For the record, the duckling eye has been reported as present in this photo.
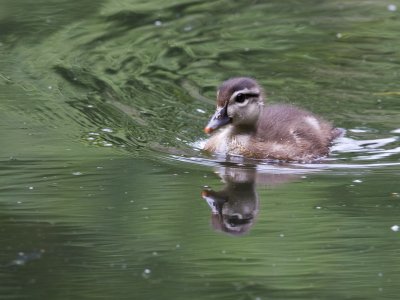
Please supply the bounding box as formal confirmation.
[235,93,246,103]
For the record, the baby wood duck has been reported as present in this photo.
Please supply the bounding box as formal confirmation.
[204,77,342,162]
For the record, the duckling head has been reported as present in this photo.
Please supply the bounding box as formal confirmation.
[204,77,265,134]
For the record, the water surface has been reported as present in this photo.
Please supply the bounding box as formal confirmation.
[1,0,400,299]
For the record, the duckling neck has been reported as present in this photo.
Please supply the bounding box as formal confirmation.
[230,123,257,135]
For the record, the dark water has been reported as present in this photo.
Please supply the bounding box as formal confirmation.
[1,0,400,299]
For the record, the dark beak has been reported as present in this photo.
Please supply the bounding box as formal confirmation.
[204,105,231,134]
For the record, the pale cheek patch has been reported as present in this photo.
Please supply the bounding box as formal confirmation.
[305,116,321,131]
[247,104,260,121]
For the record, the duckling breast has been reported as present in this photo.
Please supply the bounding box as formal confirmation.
[204,126,232,154]
[204,126,253,156]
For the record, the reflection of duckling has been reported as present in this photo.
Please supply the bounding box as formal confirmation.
[204,77,343,162]
[201,167,259,235]
[201,165,304,235]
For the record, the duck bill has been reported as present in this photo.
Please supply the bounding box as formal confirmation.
[204,106,231,134]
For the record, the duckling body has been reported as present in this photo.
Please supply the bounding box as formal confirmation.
[204,77,342,162]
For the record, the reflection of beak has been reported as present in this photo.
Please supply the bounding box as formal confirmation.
[201,189,219,214]
[204,105,231,134]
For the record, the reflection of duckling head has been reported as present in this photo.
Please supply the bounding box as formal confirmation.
[201,164,305,235]
[202,178,259,236]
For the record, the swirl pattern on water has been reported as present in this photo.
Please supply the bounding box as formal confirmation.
[2,0,400,165]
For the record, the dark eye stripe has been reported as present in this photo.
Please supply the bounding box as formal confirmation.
[244,93,259,98]
[235,93,259,103]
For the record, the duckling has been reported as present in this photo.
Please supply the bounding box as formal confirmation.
[204,77,342,162]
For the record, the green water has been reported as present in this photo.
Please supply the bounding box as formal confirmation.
[1,0,400,299]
